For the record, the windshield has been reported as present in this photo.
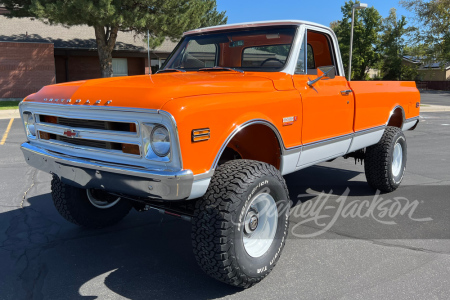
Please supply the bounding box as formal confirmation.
[161,26,297,72]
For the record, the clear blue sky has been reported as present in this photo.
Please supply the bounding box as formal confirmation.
[216,0,413,27]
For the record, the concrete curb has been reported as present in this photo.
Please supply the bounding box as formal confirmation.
[0,109,20,120]
[420,105,450,112]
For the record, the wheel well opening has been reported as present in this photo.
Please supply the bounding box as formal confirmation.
[387,107,404,128]
[217,124,282,169]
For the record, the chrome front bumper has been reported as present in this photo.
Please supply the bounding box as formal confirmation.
[21,142,194,200]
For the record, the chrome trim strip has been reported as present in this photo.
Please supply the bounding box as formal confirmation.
[36,138,143,159]
[405,116,419,122]
[302,133,353,151]
[20,101,160,114]
[347,127,385,153]
[36,123,139,141]
[386,105,406,127]
[284,145,303,155]
[194,170,215,181]
[36,114,140,137]
[354,125,386,137]
[211,119,288,170]
[402,116,420,131]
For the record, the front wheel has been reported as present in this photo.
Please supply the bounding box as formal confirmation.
[192,160,291,288]
[51,176,132,228]
[364,126,407,193]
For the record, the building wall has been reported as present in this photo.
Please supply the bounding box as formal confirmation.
[55,56,146,83]
[0,42,55,98]
[418,69,447,81]
[67,56,102,82]
[127,57,145,76]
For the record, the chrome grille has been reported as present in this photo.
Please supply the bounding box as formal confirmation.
[56,135,110,149]
[35,113,140,157]
[20,102,182,171]
[57,117,107,130]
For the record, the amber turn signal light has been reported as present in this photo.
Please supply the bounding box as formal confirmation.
[192,128,210,142]
[122,143,140,155]
[39,131,50,140]
[41,115,57,124]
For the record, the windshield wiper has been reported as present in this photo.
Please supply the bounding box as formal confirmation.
[156,68,186,74]
[198,67,244,74]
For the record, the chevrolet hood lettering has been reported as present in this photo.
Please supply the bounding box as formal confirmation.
[25,73,276,110]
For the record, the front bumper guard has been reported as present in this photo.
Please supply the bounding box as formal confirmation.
[21,142,194,200]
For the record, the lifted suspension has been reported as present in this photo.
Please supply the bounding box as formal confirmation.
[344,149,366,165]
[110,193,195,222]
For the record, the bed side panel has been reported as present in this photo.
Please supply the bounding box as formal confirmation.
[349,81,420,132]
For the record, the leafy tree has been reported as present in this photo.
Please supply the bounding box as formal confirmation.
[333,0,382,80]
[379,8,413,80]
[1,0,227,77]
[400,0,450,67]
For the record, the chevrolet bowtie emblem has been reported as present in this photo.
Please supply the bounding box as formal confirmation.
[63,129,78,138]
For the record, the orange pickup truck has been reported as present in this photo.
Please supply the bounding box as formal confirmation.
[19,20,420,288]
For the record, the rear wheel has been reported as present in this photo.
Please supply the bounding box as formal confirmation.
[364,126,407,192]
[192,160,291,288]
[51,176,132,228]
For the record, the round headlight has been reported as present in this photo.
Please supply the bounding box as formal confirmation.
[24,112,36,136]
[150,126,170,157]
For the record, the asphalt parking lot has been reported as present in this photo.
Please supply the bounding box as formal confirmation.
[0,92,449,300]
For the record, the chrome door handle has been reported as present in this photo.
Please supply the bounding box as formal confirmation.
[341,90,353,96]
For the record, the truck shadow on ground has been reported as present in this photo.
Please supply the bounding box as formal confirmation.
[1,165,369,300]
[284,164,374,206]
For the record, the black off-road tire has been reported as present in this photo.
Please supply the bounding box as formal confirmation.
[192,160,291,288]
[364,126,407,193]
[51,176,132,228]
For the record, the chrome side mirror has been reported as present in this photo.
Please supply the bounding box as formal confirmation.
[307,66,336,87]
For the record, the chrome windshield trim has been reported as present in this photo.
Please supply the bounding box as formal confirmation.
[183,20,331,36]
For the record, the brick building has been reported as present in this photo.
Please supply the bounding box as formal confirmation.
[0,12,176,98]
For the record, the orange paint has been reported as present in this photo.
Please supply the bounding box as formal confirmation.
[23,67,419,176]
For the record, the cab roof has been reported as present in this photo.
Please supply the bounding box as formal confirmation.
[183,20,331,36]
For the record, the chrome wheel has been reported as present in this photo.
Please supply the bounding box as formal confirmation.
[243,193,278,258]
[86,189,121,209]
[391,142,403,177]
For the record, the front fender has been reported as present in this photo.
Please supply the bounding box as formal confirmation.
[161,90,302,175]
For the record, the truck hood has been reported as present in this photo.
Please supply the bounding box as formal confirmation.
[24,73,276,109]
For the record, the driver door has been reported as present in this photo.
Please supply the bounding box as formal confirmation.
[293,29,355,167]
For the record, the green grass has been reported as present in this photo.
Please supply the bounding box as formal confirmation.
[0,100,21,110]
